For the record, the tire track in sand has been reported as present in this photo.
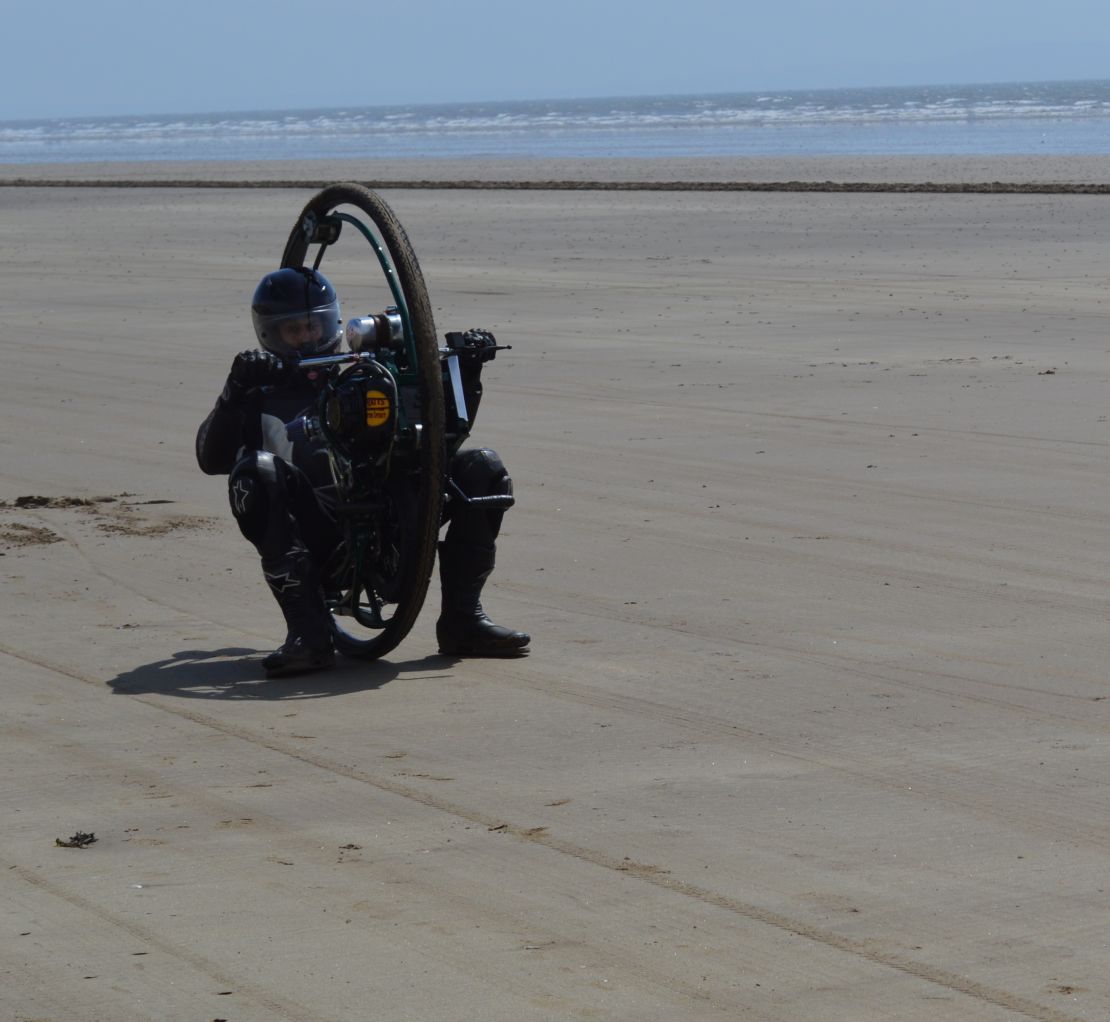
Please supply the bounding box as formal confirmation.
[0,639,1091,1022]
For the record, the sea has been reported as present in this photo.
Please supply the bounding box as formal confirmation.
[2,80,1108,164]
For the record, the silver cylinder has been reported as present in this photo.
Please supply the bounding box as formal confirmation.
[345,308,404,352]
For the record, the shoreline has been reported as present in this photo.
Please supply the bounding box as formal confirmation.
[3,154,1110,187]
[3,178,1110,193]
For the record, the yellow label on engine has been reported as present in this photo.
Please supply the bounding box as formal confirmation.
[365,390,391,427]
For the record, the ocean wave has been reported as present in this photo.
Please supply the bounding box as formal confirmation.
[2,80,1108,160]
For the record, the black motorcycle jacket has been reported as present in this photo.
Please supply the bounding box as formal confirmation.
[195,370,332,487]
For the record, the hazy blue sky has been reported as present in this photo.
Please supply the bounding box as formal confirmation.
[4,0,1107,120]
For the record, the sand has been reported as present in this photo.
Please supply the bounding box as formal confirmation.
[4,153,1110,184]
[3,159,1110,1021]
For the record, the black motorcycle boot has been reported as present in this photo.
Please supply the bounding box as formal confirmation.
[436,543,530,657]
[260,549,336,676]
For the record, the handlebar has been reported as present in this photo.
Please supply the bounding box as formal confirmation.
[294,351,371,369]
[438,344,513,357]
[292,345,510,372]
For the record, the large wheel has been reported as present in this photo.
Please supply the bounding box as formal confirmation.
[282,183,445,660]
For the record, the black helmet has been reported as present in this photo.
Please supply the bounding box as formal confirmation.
[251,267,342,359]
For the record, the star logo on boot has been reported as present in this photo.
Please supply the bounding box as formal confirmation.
[264,570,302,594]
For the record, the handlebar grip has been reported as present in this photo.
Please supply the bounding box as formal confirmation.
[285,415,324,443]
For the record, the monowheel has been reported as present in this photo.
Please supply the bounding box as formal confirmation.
[282,183,445,660]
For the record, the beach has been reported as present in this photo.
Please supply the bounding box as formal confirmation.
[4,153,1110,183]
[3,159,1110,1021]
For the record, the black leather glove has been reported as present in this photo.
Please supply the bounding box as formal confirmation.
[229,349,287,389]
[445,329,500,364]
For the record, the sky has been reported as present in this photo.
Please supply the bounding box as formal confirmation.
[3,0,1108,120]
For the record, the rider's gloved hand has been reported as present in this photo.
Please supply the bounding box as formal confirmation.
[447,329,500,364]
[228,349,287,390]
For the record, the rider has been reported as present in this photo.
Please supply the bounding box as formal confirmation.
[195,266,530,675]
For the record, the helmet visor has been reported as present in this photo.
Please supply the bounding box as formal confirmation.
[253,301,341,358]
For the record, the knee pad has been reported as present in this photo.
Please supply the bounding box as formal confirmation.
[228,451,283,544]
[444,448,513,546]
[450,447,512,500]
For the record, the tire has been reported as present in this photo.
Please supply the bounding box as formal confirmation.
[282,184,444,660]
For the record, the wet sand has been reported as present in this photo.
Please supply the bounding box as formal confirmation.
[3,160,1110,1021]
[4,153,1110,184]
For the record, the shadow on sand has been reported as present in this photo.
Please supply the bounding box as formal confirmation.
[106,646,458,701]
